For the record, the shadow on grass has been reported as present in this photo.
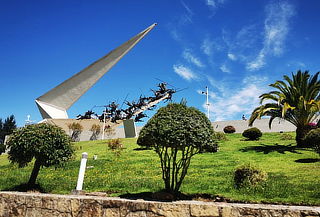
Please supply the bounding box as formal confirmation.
[119,191,232,202]
[240,143,302,154]
[295,158,320,163]
[3,183,47,193]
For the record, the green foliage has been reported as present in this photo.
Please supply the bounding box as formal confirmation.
[0,115,16,154]
[90,124,101,141]
[213,131,227,141]
[107,138,123,157]
[107,138,123,150]
[249,70,320,147]
[223,125,236,133]
[280,133,294,140]
[137,103,216,195]
[0,134,320,205]
[242,127,262,140]
[304,128,320,156]
[0,143,5,155]
[67,122,83,142]
[234,164,267,188]
[6,123,74,186]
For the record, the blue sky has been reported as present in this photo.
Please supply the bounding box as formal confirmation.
[1,0,320,126]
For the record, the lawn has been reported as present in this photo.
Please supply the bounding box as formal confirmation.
[0,132,319,205]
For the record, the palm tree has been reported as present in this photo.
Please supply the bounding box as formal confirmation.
[249,70,320,147]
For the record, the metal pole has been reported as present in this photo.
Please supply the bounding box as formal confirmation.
[206,86,210,119]
[102,107,106,140]
[76,152,88,191]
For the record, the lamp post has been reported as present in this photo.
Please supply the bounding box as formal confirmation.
[202,86,210,119]
[102,107,107,140]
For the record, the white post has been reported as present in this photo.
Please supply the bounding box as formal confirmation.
[102,107,106,140]
[206,86,210,119]
[76,152,88,191]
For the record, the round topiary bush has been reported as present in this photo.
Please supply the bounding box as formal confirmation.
[223,125,236,133]
[137,102,217,195]
[242,127,262,140]
[234,164,267,188]
[6,123,74,186]
[304,128,320,156]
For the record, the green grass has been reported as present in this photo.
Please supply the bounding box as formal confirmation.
[0,133,319,205]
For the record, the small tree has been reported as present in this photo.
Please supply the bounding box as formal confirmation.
[67,122,83,142]
[6,123,74,186]
[137,103,216,195]
[0,115,17,155]
[90,124,101,140]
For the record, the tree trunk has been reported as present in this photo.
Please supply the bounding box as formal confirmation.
[296,125,312,147]
[28,159,41,186]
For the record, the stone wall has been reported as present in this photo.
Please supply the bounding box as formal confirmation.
[0,192,319,217]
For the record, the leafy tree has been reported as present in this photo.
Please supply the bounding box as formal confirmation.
[6,123,74,186]
[137,103,216,195]
[249,70,320,147]
[0,115,16,154]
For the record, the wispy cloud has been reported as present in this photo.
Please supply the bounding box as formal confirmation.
[203,76,269,121]
[205,0,227,9]
[220,64,231,73]
[227,53,237,61]
[247,1,295,71]
[173,64,198,81]
[182,49,205,68]
[201,38,214,56]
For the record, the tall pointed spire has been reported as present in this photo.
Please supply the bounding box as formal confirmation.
[36,23,157,119]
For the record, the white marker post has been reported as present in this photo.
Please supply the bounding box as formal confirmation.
[76,152,88,191]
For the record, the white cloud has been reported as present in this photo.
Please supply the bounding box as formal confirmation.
[201,38,214,56]
[247,1,295,71]
[181,0,193,16]
[206,0,216,8]
[227,53,237,61]
[220,64,231,73]
[205,0,226,8]
[204,76,269,121]
[173,64,198,81]
[182,49,205,68]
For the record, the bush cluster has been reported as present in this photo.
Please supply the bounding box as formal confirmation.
[304,128,320,156]
[213,131,227,141]
[242,127,262,140]
[223,125,236,134]
[107,138,123,150]
[234,164,267,188]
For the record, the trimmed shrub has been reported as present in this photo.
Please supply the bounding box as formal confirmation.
[234,164,267,188]
[223,125,236,133]
[137,102,216,195]
[242,127,262,140]
[304,128,320,156]
[6,123,74,186]
[213,131,227,141]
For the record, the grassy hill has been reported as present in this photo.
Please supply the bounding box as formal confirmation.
[0,132,319,205]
